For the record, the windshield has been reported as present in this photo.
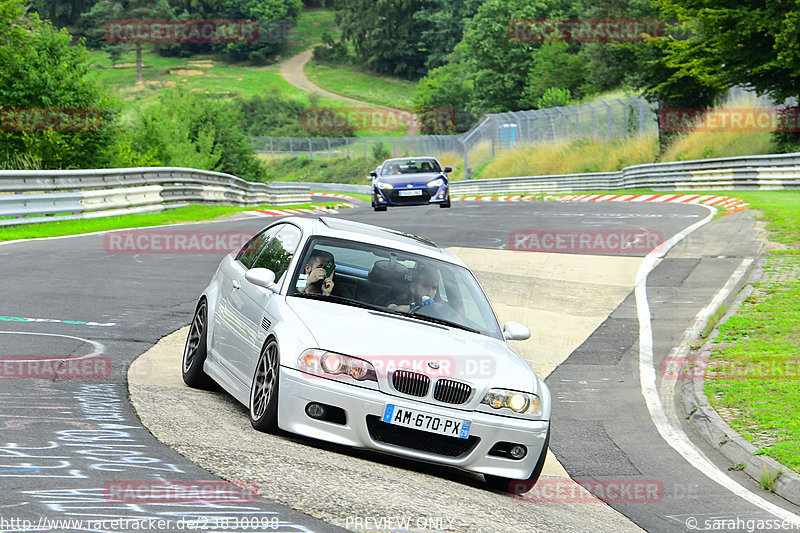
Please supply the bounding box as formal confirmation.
[289,236,503,339]
[381,159,442,175]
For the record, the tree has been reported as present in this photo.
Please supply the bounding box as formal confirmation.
[125,89,267,181]
[654,0,800,103]
[460,0,571,113]
[335,0,428,79]
[412,0,484,71]
[413,46,475,133]
[0,0,119,169]
[81,0,175,81]
[520,42,585,109]
[31,0,100,29]
[212,0,302,63]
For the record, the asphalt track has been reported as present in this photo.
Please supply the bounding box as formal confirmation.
[1,200,798,532]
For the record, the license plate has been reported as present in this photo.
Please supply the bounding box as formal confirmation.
[382,404,471,439]
[398,189,423,197]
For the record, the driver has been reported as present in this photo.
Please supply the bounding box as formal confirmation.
[387,266,438,312]
[297,250,335,296]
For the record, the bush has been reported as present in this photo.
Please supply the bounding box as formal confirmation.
[125,89,267,181]
[536,88,571,109]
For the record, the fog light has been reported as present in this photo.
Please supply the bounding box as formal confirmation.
[306,403,326,419]
[509,445,527,460]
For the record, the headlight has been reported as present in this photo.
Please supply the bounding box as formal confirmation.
[481,389,541,416]
[426,178,444,188]
[376,182,394,190]
[298,349,377,384]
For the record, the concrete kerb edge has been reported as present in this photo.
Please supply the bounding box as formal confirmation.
[681,256,800,507]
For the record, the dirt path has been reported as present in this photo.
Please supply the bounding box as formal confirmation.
[279,49,415,135]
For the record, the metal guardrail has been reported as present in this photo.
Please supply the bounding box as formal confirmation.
[448,152,800,195]
[0,167,311,226]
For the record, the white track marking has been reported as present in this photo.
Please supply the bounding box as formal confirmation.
[0,331,105,356]
[635,206,800,523]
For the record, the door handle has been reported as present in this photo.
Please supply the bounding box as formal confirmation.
[232,280,241,290]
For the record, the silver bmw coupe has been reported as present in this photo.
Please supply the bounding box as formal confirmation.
[182,216,551,493]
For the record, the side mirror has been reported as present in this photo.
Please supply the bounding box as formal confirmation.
[502,321,530,341]
[444,167,452,173]
[370,170,378,178]
[245,268,279,293]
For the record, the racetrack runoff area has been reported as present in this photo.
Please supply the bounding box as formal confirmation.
[128,246,648,532]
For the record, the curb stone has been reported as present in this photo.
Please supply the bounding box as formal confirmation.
[682,256,800,507]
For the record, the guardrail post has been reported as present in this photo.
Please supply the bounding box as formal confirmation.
[601,100,612,139]
[490,115,497,158]
[346,138,350,159]
[327,138,332,159]
[308,138,313,160]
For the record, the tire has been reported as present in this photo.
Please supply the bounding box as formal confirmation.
[249,338,280,433]
[485,427,550,494]
[439,195,451,208]
[374,205,387,212]
[182,299,215,389]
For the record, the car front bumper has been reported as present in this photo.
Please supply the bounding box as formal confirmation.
[374,185,449,206]
[279,366,549,480]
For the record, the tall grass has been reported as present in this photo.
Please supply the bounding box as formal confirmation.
[660,94,778,161]
[477,135,659,179]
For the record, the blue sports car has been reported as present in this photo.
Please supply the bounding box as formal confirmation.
[369,157,451,212]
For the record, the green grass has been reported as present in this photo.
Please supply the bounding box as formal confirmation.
[262,155,382,184]
[698,190,800,474]
[0,203,336,242]
[722,191,800,250]
[287,9,340,55]
[91,50,322,113]
[304,60,418,110]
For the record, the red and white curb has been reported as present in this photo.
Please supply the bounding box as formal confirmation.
[453,195,538,202]
[557,194,748,215]
[243,207,341,218]
[311,192,362,203]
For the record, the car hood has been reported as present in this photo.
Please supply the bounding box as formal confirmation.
[376,173,446,186]
[286,296,539,392]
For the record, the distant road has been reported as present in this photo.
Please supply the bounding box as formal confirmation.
[279,48,416,135]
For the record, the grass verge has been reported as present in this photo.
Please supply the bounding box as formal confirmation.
[0,203,336,242]
[304,59,418,110]
[701,190,800,474]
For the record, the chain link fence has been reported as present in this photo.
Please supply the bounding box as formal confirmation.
[251,97,657,178]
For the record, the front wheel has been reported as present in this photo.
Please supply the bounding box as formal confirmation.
[485,427,549,494]
[249,339,280,433]
[439,195,451,208]
[182,299,214,389]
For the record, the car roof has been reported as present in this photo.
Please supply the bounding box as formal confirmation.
[382,157,439,165]
[276,216,465,266]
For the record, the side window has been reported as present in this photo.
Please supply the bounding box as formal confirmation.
[237,225,281,269]
[253,225,302,281]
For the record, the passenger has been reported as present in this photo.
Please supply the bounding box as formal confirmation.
[298,250,335,296]
[388,266,438,312]
[420,161,432,172]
